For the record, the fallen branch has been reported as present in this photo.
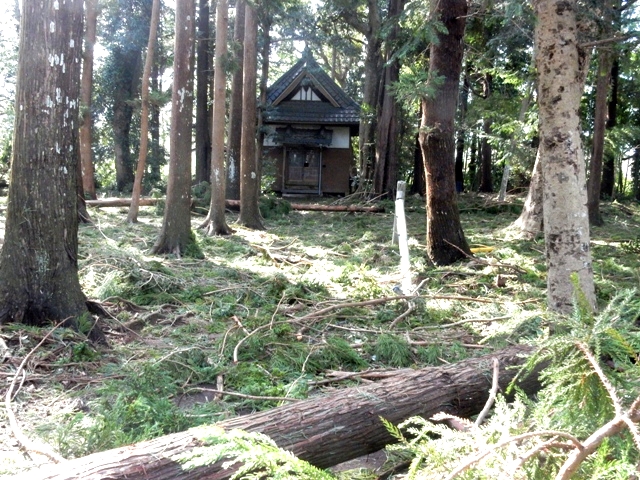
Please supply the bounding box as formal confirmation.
[5,321,67,464]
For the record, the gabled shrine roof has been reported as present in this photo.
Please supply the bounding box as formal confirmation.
[264,50,360,128]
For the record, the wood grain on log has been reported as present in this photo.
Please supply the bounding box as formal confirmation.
[25,345,537,480]
[86,198,383,213]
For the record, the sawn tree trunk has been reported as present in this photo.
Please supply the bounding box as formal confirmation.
[28,346,539,480]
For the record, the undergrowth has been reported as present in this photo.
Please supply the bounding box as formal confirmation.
[1,196,639,478]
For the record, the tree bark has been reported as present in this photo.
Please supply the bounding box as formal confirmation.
[25,346,539,480]
[372,0,405,199]
[225,0,245,201]
[201,0,233,236]
[152,0,197,256]
[419,0,471,265]
[454,67,470,193]
[535,0,596,313]
[195,0,212,186]
[111,47,143,192]
[237,3,264,230]
[127,0,161,223]
[0,0,87,325]
[356,1,382,191]
[79,0,98,200]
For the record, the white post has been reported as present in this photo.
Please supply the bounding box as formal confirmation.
[394,181,412,294]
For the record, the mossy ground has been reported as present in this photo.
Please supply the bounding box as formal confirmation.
[0,194,639,477]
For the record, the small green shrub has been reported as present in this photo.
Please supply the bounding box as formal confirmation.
[374,334,413,367]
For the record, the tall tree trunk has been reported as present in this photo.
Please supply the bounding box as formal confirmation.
[478,74,493,193]
[586,48,613,226]
[468,133,478,191]
[255,13,271,191]
[128,0,161,223]
[535,0,596,313]
[419,0,471,265]
[226,0,245,201]
[0,0,87,325]
[202,0,232,235]
[455,68,470,193]
[478,118,493,192]
[112,47,142,192]
[195,0,212,185]
[238,2,264,230]
[152,0,197,256]
[79,0,98,200]
[373,0,405,199]
[149,56,162,184]
[601,58,618,198]
[357,1,382,191]
[409,134,425,195]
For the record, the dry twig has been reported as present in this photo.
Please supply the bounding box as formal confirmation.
[444,430,584,480]
[475,357,500,427]
[5,321,67,464]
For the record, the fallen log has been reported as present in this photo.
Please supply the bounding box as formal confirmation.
[85,198,160,208]
[85,198,385,213]
[25,345,538,480]
[224,199,385,213]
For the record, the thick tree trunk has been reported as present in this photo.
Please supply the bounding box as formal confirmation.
[79,0,98,200]
[152,0,196,256]
[194,0,212,186]
[226,0,245,201]
[419,0,471,265]
[357,1,382,190]
[373,0,404,199]
[111,47,142,192]
[237,3,264,230]
[127,0,161,224]
[535,0,596,313]
[202,0,233,235]
[0,0,87,324]
[26,346,538,480]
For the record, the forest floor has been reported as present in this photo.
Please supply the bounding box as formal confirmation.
[0,192,639,478]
